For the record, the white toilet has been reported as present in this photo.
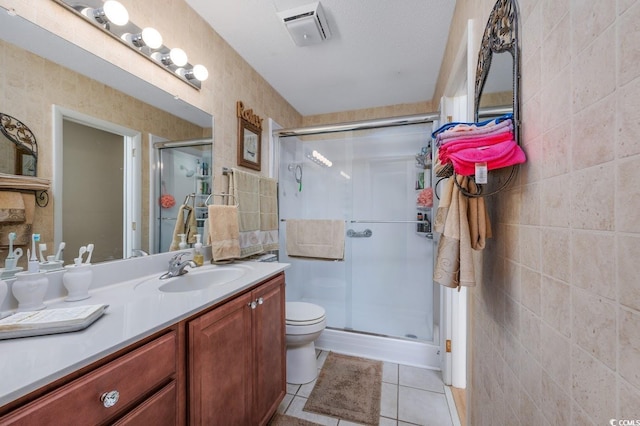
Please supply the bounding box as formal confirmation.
[285,301,326,384]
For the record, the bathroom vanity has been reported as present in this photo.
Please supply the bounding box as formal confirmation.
[0,256,288,425]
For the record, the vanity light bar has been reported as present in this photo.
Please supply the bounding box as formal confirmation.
[51,0,208,90]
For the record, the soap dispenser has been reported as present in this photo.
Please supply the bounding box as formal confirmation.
[178,233,188,250]
[193,234,204,266]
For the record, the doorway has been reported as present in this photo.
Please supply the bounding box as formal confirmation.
[52,106,141,262]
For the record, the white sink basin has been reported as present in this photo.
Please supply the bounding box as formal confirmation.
[135,266,248,293]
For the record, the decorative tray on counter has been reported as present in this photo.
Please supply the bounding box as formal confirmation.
[0,304,108,340]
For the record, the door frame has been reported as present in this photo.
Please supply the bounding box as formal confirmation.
[438,19,476,389]
[52,105,142,259]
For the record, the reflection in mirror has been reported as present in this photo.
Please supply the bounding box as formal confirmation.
[474,0,520,144]
[0,113,37,176]
[0,11,213,269]
[477,52,513,110]
[154,140,212,254]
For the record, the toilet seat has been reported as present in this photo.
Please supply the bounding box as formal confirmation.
[286,302,326,326]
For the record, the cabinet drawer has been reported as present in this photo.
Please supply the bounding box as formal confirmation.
[1,331,176,425]
[113,380,176,426]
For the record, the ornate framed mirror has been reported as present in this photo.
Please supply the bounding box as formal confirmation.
[0,113,38,176]
[474,0,520,146]
[236,101,263,171]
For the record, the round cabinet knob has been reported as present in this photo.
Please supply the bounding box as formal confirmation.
[100,390,120,408]
[257,297,264,305]
[248,301,257,309]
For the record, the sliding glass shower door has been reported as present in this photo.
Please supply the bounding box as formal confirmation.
[155,141,212,253]
[278,123,435,341]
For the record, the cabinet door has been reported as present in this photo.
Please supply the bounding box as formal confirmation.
[252,274,286,426]
[188,292,253,426]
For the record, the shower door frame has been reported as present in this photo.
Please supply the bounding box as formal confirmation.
[149,136,213,254]
[273,113,446,370]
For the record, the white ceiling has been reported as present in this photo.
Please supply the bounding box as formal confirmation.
[185,0,457,116]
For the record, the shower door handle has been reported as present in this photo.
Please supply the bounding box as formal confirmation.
[347,229,372,238]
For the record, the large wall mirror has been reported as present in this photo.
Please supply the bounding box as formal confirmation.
[0,8,213,268]
[474,0,520,145]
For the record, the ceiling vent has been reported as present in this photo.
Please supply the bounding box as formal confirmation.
[277,2,332,46]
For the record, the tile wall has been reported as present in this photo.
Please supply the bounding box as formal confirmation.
[435,0,640,424]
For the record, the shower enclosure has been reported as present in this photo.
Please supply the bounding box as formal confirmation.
[154,139,212,253]
[277,119,440,367]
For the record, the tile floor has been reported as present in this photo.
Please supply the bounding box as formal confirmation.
[276,350,456,426]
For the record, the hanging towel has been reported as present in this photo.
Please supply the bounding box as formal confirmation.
[208,205,241,261]
[185,206,198,245]
[0,191,26,223]
[260,176,279,252]
[0,192,35,247]
[433,176,477,288]
[467,179,492,250]
[0,173,50,191]
[286,219,345,260]
[230,168,263,257]
[169,204,190,251]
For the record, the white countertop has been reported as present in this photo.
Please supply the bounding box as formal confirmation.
[0,259,289,408]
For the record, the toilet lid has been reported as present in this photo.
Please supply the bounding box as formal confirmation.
[286,302,326,324]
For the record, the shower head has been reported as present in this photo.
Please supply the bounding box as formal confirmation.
[180,164,195,177]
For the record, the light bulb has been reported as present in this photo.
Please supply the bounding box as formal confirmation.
[102,1,129,26]
[169,48,188,67]
[192,64,209,81]
[141,27,163,49]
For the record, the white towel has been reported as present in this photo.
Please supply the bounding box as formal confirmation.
[285,219,345,260]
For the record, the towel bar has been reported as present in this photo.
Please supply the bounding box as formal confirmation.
[205,193,236,205]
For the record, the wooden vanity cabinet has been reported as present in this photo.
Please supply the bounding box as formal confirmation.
[0,272,286,426]
[187,273,286,425]
[0,330,180,426]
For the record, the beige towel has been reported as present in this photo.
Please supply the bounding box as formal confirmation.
[260,177,279,252]
[286,219,345,260]
[185,207,198,245]
[169,205,190,251]
[208,205,241,261]
[230,168,263,257]
[0,191,26,223]
[0,173,50,191]
[0,192,35,247]
[467,180,492,250]
[433,175,477,288]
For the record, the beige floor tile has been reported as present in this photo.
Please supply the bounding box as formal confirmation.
[383,362,399,384]
[298,377,318,398]
[399,365,444,393]
[287,383,301,395]
[286,395,339,425]
[317,350,329,368]
[398,386,452,426]
[380,382,398,419]
[277,393,294,414]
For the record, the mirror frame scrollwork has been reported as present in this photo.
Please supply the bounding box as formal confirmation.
[474,0,520,146]
[0,113,38,176]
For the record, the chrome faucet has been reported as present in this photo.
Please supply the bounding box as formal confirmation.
[159,253,197,280]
